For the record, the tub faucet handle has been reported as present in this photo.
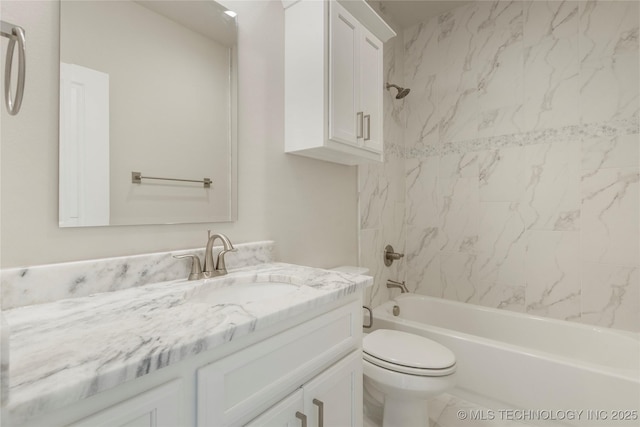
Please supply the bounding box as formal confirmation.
[384,245,404,266]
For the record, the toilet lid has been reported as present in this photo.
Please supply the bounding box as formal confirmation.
[363,329,455,370]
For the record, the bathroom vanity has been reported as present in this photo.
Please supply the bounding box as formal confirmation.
[3,243,370,427]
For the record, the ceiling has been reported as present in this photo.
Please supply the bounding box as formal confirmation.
[135,0,237,46]
[372,0,472,29]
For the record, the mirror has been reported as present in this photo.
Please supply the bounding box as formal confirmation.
[59,0,237,227]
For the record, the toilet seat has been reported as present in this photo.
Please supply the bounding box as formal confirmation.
[363,329,456,377]
[363,352,456,376]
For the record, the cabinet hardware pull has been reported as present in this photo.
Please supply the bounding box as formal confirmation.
[364,114,371,141]
[356,111,363,139]
[296,411,308,427]
[313,399,324,427]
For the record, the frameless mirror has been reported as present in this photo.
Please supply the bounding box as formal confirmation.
[59,0,237,227]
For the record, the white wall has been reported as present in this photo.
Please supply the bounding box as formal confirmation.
[0,0,358,269]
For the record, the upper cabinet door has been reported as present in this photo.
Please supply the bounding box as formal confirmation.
[329,2,359,146]
[359,27,383,153]
[283,0,395,165]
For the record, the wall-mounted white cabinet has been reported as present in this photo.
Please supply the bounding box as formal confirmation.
[284,0,395,165]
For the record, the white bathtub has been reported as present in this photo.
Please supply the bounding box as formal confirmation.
[372,294,640,426]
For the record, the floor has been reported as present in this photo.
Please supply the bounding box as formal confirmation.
[364,393,537,427]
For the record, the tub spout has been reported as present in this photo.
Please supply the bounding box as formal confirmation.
[387,279,408,293]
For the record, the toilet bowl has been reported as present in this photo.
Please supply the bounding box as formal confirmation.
[328,266,456,426]
[363,329,456,427]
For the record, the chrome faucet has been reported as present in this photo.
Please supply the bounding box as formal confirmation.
[173,231,236,280]
[203,231,236,277]
[387,279,409,293]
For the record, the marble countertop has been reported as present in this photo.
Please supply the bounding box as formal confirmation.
[5,262,371,424]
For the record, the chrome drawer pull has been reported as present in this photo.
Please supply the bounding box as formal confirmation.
[313,399,324,427]
[356,111,363,138]
[364,114,370,141]
[296,411,307,427]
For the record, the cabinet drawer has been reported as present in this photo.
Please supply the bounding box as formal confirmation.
[197,301,360,426]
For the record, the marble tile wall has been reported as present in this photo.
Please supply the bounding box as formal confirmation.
[359,4,407,308]
[402,0,639,332]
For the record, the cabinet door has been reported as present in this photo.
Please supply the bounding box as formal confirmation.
[70,380,182,427]
[329,1,359,146]
[245,389,304,427]
[359,27,384,153]
[303,351,363,427]
[197,302,360,426]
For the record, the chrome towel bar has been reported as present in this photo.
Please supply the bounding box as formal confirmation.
[1,20,26,116]
[131,171,212,188]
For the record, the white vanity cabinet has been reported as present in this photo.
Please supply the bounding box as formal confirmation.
[196,301,362,426]
[284,0,395,165]
[246,351,362,427]
[70,380,182,427]
[245,389,305,427]
[300,350,362,427]
[15,298,362,427]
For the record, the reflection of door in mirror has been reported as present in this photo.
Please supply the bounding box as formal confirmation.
[59,0,238,227]
[59,63,110,227]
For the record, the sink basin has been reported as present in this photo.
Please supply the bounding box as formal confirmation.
[188,281,299,305]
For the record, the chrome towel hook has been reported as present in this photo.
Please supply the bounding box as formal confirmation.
[1,21,26,115]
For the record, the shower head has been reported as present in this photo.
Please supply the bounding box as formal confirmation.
[386,83,411,99]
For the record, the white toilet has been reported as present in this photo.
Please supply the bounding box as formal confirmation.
[363,329,456,427]
[330,266,456,426]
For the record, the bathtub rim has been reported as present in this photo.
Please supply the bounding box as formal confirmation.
[373,294,640,382]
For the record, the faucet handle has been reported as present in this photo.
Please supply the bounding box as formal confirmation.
[215,247,237,275]
[384,245,404,266]
[173,254,204,281]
